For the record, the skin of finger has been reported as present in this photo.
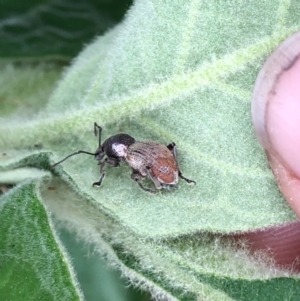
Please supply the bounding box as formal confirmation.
[265,54,300,218]
[267,56,300,179]
[234,221,300,271]
[237,152,300,270]
[244,35,300,269]
[267,152,300,219]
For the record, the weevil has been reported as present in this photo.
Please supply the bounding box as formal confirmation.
[51,122,196,194]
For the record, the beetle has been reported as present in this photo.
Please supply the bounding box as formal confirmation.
[51,122,196,194]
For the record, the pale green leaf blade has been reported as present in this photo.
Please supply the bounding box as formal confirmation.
[0,180,83,301]
[44,178,300,301]
[0,0,299,239]
[43,178,239,301]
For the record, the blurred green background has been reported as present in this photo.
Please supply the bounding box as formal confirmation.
[0,0,133,59]
[0,0,151,299]
[59,227,150,301]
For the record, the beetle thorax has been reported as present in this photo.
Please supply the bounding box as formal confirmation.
[112,143,128,157]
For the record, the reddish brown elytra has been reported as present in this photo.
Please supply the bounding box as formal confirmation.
[51,122,196,194]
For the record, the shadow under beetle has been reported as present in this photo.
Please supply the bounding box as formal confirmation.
[51,122,196,194]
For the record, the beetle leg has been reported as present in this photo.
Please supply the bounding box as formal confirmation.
[161,183,177,189]
[93,157,120,187]
[167,142,177,159]
[131,170,156,194]
[97,157,120,167]
[145,166,163,190]
[167,142,196,185]
[178,171,196,184]
[93,160,106,187]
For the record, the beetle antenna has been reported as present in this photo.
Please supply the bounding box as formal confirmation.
[94,122,102,148]
[51,150,96,168]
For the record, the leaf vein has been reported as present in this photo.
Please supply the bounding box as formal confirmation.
[0,26,298,149]
[174,0,201,73]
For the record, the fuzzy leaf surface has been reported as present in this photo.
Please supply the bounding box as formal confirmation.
[0,63,62,118]
[0,0,299,239]
[44,178,300,301]
[1,1,299,299]
[0,180,83,301]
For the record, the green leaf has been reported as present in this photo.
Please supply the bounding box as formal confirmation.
[1,0,298,237]
[0,63,62,118]
[1,0,300,300]
[43,178,300,301]
[0,180,83,301]
[58,227,150,301]
[0,0,132,59]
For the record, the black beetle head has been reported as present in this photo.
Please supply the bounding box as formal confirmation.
[50,123,136,168]
[95,134,135,161]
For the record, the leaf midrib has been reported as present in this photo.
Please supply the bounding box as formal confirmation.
[0,26,297,151]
